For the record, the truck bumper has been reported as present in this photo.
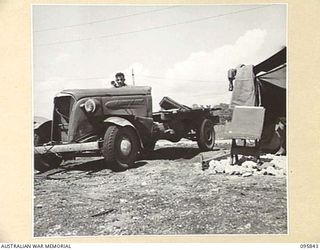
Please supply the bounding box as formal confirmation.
[34,141,100,155]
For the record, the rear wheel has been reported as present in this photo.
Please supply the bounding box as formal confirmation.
[34,132,62,172]
[102,126,140,171]
[197,119,215,151]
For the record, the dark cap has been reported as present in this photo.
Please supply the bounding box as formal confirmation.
[115,72,125,78]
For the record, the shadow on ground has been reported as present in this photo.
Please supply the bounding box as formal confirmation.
[35,145,224,178]
[143,147,201,160]
[35,158,148,179]
[143,147,221,161]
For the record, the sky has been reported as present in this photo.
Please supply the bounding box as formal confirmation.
[33,4,286,118]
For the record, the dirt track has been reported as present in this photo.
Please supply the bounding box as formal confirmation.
[34,140,287,236]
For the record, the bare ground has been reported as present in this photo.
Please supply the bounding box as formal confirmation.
[34,140,287,237]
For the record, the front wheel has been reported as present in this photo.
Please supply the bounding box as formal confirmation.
[197,119,215,151]
[102,126,140,171]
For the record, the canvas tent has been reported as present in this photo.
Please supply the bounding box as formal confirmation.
[229,47,287,152]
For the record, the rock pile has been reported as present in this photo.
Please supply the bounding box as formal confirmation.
[205,154,286,177]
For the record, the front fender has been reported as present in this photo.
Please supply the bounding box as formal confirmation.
[104,117,135,128]
[104,117,143,147]
[34,116,51,130]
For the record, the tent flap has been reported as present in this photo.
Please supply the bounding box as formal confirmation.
[257,64,286,89]
[253,47,286,74]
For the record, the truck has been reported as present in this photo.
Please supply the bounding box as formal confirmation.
[34,86,220,172]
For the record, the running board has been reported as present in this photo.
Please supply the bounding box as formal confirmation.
[34,141,100,155]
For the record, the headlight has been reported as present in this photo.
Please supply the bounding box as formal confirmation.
[84,99,96,113]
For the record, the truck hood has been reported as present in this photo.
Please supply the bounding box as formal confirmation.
[59,86,152,100]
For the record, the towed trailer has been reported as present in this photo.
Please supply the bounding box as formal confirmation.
[34,86,219,172]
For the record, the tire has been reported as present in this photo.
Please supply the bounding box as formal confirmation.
[197,119,215,151]
[34,132,62,172]
[102,125,140,171]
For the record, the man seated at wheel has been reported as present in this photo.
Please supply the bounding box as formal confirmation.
[111,72,127,88]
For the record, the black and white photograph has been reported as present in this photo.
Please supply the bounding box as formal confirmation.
[33,4,287,237]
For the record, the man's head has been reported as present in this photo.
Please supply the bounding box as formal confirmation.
[115,72,126,87]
